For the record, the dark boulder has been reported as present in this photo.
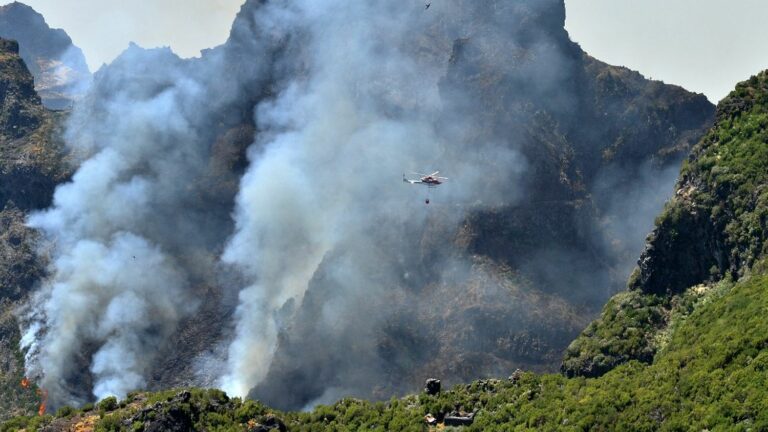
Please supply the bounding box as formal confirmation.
[143,406,194,432]
[424,378,441,395]
[444,410,475,427]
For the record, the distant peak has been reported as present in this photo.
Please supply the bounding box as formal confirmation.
[0,1,44,19]
[0,1,91,108]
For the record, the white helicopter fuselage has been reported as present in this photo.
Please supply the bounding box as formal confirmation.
[403,172,446,188]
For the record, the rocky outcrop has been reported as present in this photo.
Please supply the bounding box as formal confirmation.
[0,2,91,109]
[0,39,43,138]
[424,378,441,395]
[0,205,43,301]
[629,202,720,296]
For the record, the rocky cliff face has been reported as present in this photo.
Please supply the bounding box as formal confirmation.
[0,37,70,420]
[249,0,714,409]
[0,38,69,210]
[0,2,91,109]
[563,71,768,378]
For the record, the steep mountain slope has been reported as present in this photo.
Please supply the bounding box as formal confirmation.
[0,2,90,109]
[0,38,69,421]
[249,0,714,409]
[563,70,768,378]
[9,67,768,432]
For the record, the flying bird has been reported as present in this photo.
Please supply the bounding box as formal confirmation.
[425,3,431,10]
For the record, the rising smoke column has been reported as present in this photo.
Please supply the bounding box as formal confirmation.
[17,39,272,406]
[19,47,203,406]
[216,0,527,397]
[17,0,293,405]
[17,0,531,404]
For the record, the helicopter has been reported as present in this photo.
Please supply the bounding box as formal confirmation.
[403,171,448,187]
[403,171,448,204]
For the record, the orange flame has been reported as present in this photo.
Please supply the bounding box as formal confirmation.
[36,388,48,416]
[20,377,30,389]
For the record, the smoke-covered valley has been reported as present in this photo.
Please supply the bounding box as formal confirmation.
[2,0,714,412]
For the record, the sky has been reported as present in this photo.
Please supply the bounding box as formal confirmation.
[14,0,244,70]
[7,0,768,102]
[565,0,768,102]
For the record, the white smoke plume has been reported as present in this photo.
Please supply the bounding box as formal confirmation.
[16,0,555,406]
[19,53,200,402]
[216,0,526,397]
[19,42,267,405]
[22,233,188,402]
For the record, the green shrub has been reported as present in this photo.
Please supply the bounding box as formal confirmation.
[98,396,119,413]
[55,405,76,418]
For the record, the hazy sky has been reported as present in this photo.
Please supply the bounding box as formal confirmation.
[566,0,768,102]
[14,0,244,70]
[7,0,768,102]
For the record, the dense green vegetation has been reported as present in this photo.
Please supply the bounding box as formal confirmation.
[560,277,736,379]
[560,290,666,377]
[680,74,768,274]
[564,71,768,379]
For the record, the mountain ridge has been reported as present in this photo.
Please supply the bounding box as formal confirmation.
[0,1,91,109]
